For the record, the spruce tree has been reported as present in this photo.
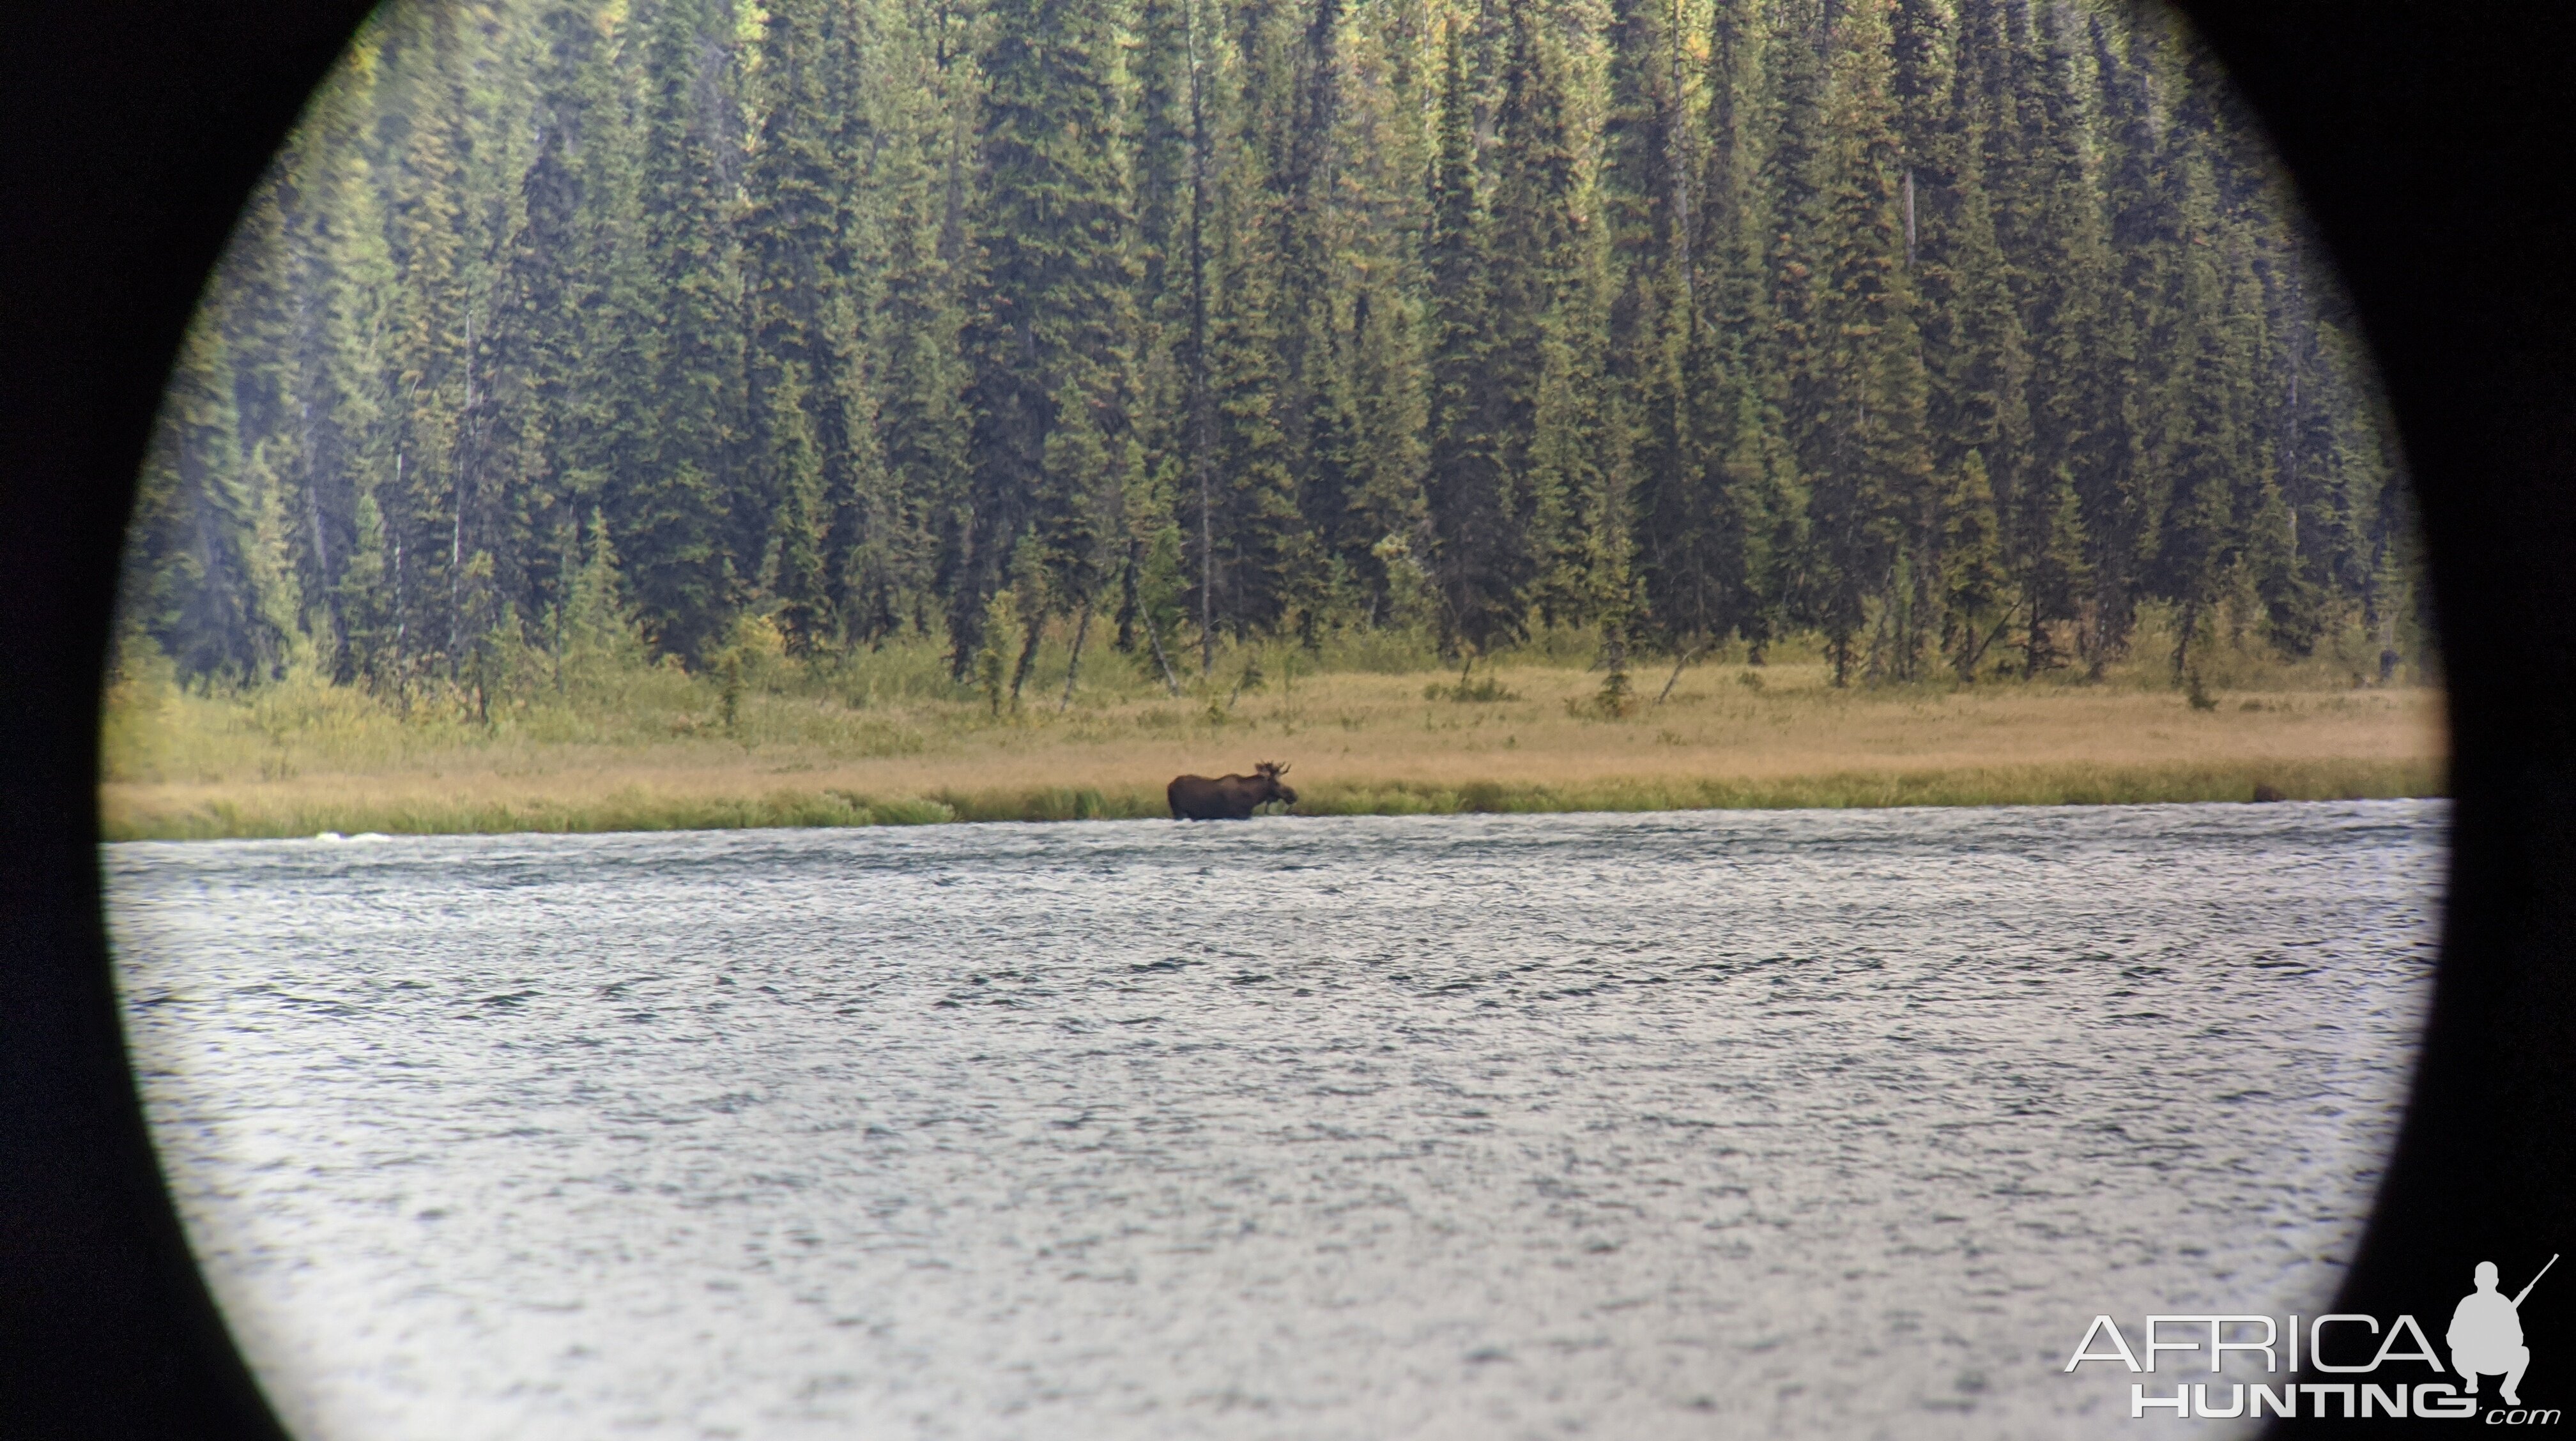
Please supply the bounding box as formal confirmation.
[1129,0,1203,657]
[1323,0,1430,626]
[742,0,876,652]
[1803,0,1928,686]
[1203,9,1308,637]
[376,2,475,678]
[275,64,395,680]
[2079,6,2175,673]
[480,0,629,649]
[1420,22,1514,656]
[1937,448,2007,678]
[1600,0,1685,636]
[2014,1,2112,674]
[118,0,2429,700]
[871,0,976,644]
[954,0,1140,679]
[619,0,743,666]
[1271,0,1345,554]
[2151,142,2243,683]
[1481,3,1589,635]
[127,319,273,681]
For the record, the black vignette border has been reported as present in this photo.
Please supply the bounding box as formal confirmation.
[2,3,374,1440]
[2168,2,2576,1434]
[3,4,2573,1441]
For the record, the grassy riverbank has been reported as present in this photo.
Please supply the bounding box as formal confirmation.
[98,623,2445,841]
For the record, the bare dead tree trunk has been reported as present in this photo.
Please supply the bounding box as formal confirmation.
[450,311,471,672]
[1654,642,1708,705]
[1199,461,1215,676]
[1903,169,1916,267]
[1143,610,1181,696]
[2026,593,2050,680]
[1669,0,1690,291]
[1188,0,1216,679]
[1059,600,1092,712]
[1009,607,1044,707]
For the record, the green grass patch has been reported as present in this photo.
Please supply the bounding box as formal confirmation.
[99,758,2442,842]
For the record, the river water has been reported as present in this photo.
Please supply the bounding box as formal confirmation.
[107,800,2444,1440]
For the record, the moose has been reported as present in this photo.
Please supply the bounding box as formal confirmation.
[1168,761,1298,820]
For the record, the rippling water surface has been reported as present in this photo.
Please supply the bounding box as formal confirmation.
[108,801,2444,1440]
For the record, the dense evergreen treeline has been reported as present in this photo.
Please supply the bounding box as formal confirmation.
[123,0,2425,701]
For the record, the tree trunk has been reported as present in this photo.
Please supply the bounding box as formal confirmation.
[1199,459,1215,676]
[1655,642,1706,705]
[1009,608,1044,706]
[1144,609,1182,695]
[450,314,470,672]
[1059,601,1092,712]
[1903,169,1915,266]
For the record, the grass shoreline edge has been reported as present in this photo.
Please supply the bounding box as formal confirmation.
[100,758,2446,842]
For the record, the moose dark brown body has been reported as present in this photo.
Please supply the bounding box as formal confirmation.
[1168,761,1296,820]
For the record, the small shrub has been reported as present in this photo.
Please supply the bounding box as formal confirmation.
[1567,664,1638,720]
[975,590,1020,716]
[1228,655,1265,708]
[1597,664,1636,717]
[1425,676,1517,703]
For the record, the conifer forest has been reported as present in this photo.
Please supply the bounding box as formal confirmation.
[123,0,2425,708]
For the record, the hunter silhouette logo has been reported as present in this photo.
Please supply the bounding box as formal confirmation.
[2453,1254,2554,1408]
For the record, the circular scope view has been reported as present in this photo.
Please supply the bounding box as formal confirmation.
[103,0,2448,1435]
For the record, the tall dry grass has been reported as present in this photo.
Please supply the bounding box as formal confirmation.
[98,612,2446,841]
